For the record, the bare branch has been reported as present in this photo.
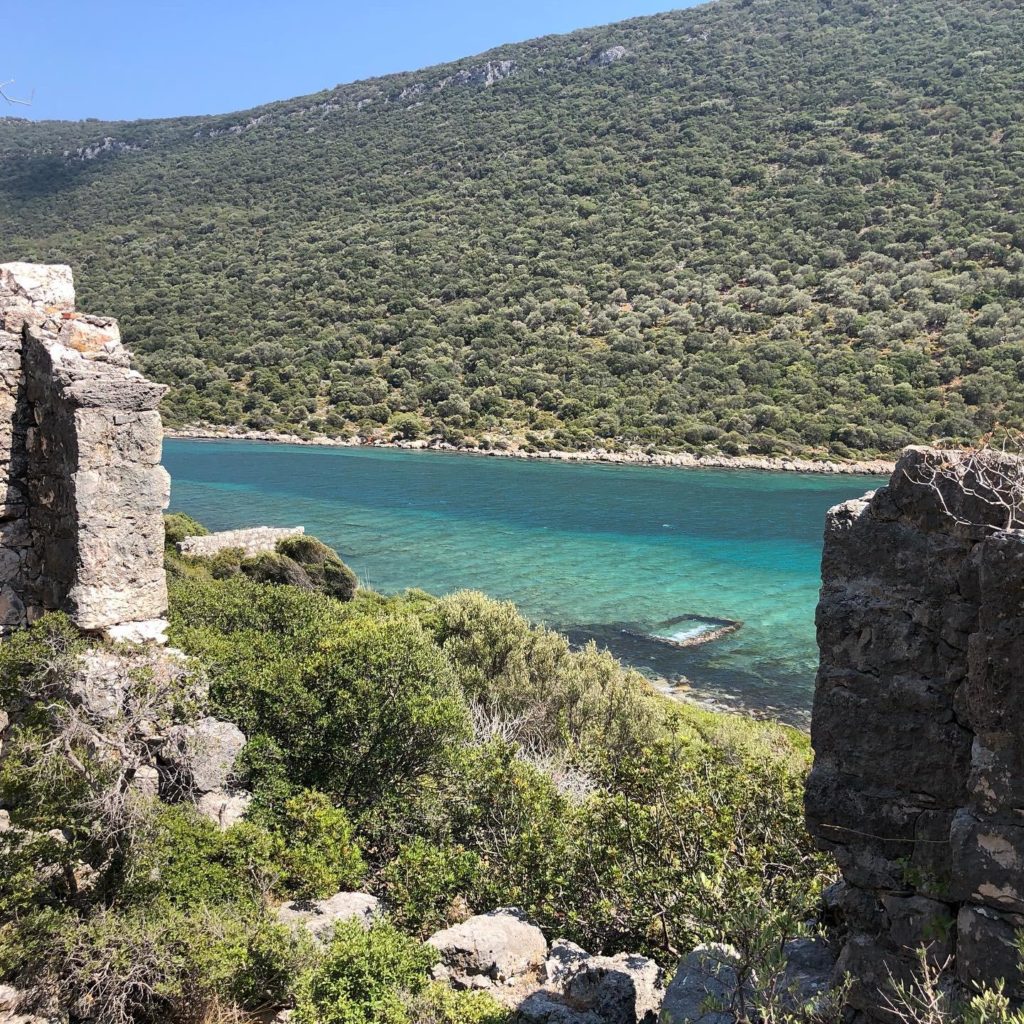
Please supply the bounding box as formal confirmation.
[0,78,33,106]
[903,429,1024,533]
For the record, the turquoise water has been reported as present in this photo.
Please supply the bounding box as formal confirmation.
[163,440,881,723]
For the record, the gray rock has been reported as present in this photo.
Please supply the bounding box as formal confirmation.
[545,939,592,988]
[160,717,246,795]
[277,891,381,943]
[196,789,252,829]
[565,951,664,1023]
[515,991,603,1024]
[779,937,835,1010]
[660,944,742,1024]
[428,908,547,988]
[593,46,629,65]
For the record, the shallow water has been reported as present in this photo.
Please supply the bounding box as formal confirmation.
[163,440,881,723]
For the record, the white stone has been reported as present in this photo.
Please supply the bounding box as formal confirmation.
[104,618,169,645]
[277,891,382,943]
[428,908,547,988]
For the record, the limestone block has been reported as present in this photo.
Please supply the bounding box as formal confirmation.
[428,908,548,988]
[278,892,382,943]
[159,717,246,795]
[950,810,1024,913]
[0,263,74,311]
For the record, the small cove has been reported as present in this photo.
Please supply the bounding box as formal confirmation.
[163,439,882,724]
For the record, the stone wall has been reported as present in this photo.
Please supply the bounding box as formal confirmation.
[806,446,1024,1015]
[0,263,169,639]
[177,525,304,558]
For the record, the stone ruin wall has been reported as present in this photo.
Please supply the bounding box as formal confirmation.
[0,262,169,640]
[807,446,1024,1017]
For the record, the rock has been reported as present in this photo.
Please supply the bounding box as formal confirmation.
[0,983,52,1024]
[0,810,9,832]
[545,939,592,988]
[104,618,169,645]
[197,789,252,829]
[277,892,381,943]
[130,764,160,800]
[176,525,304,558]
[779,937,835,1010]
[593,46,629,65]
[805,446,1024,1013]
[660,944,742,1024]
[428,908,547,988]
[564,951,663,1023]
[160,717,246,795]
[515,990,603,1024]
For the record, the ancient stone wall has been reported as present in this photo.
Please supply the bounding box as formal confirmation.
[807,446,1024,1015]
[0,262,169,639]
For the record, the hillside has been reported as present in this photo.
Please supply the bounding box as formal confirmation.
[1,0,1023,458]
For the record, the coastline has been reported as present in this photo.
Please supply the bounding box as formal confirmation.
[164,425,895,476]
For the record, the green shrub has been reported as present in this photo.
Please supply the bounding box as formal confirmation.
[276,790,366,900]
[6,904,305,1023]
[163,511,209,546]
[241,551,316,589]
[402,983,511,1024]
[380,838,483,937]
[278,535,359,601]
[292,921,437,1024]
[277,536,339,565]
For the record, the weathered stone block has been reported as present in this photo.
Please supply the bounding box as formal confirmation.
[957,905,1024,999]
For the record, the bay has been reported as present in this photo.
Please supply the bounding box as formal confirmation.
[163,439,881,723]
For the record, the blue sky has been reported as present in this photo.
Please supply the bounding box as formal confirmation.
[7,1,702,123]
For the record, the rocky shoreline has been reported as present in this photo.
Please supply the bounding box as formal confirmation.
[164,426,895,476]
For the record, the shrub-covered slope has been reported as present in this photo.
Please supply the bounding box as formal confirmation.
[1,0,1023,457]
[0,521,826,1021]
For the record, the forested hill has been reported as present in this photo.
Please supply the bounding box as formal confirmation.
[1,0,1023,459]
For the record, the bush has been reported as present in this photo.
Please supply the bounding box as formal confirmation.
[292,921,437,1024]
[380,838,483,937]
[163,511,209,546]
[275,790,366,900]
[241,551,316,589]
[278,535,359,601]
[6,904,304,1024]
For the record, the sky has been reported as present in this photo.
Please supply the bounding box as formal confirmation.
[6,1,703,123]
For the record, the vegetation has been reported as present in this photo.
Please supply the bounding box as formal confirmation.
[1,0,1023,458]
[0,517,830,1020]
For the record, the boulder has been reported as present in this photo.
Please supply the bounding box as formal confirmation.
[428,908,547,988]
[515,990,603,1024]
[779,937,836,1011]
[197,789,252,829]
[159,717,245,795]
[563,951,663,1023]
[544,939,592,988]
[277,891,381,943]
[660,944,742,1024]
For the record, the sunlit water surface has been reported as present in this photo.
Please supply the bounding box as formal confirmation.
[164,440,881,724]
